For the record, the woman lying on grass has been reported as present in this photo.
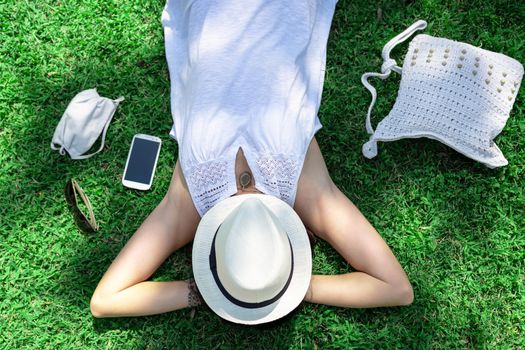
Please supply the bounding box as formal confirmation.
[90,0,413,324]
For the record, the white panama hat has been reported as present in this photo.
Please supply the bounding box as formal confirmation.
[192,193,312,325]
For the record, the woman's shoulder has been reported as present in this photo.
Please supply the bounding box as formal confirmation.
[294,137,337,223]
[166,160,199,217]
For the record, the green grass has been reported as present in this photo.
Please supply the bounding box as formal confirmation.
[1,0,524,349]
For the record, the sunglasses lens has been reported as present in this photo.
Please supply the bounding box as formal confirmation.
[73,212,96,233]
[64,180,76,206]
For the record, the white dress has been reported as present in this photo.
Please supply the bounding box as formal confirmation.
[162,0,337,217]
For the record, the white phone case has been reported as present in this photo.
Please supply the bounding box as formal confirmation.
[122,134,162,190]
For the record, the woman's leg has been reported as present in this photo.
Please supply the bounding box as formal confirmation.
[294,138,413,307]
[90,160,201,318]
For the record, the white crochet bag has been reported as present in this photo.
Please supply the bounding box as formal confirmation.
[361,20,524,168]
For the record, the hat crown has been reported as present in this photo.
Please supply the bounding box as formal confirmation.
[215,197,292,303]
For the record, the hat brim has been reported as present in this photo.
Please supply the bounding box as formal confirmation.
[192,193,312,325]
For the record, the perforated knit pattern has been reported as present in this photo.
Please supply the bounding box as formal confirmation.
[254,154,302,206]
[364,34,523,168]
[186,159,231,215]
[184,154,302,216]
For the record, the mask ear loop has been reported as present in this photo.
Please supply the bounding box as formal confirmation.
[50,142,66,155]
[360,20,427,158]
[72,96,125,160]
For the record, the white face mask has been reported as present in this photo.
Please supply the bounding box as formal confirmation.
[51,88,124,159]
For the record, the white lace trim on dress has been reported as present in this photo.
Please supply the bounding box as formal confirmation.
[182,153,303,217]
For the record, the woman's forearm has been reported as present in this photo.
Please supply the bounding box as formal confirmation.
[304,273,413,308]
[91,280,189,318]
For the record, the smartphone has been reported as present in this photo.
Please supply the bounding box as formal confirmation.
[122,134,162,190]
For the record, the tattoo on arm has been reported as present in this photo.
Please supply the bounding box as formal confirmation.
[186,277,204,307]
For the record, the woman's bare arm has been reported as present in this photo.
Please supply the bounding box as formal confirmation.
[90,160,201,317]
[294,138,413,307]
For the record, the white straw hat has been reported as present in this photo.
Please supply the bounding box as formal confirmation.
[192,193,312,325]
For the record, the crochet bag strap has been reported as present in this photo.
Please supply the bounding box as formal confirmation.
[360,20,427,158]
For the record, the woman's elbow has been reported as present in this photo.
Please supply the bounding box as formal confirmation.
[90,293,110,318]
[397,281,414,306]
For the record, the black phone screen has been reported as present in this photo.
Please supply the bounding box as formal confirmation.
[124,138,160,184]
